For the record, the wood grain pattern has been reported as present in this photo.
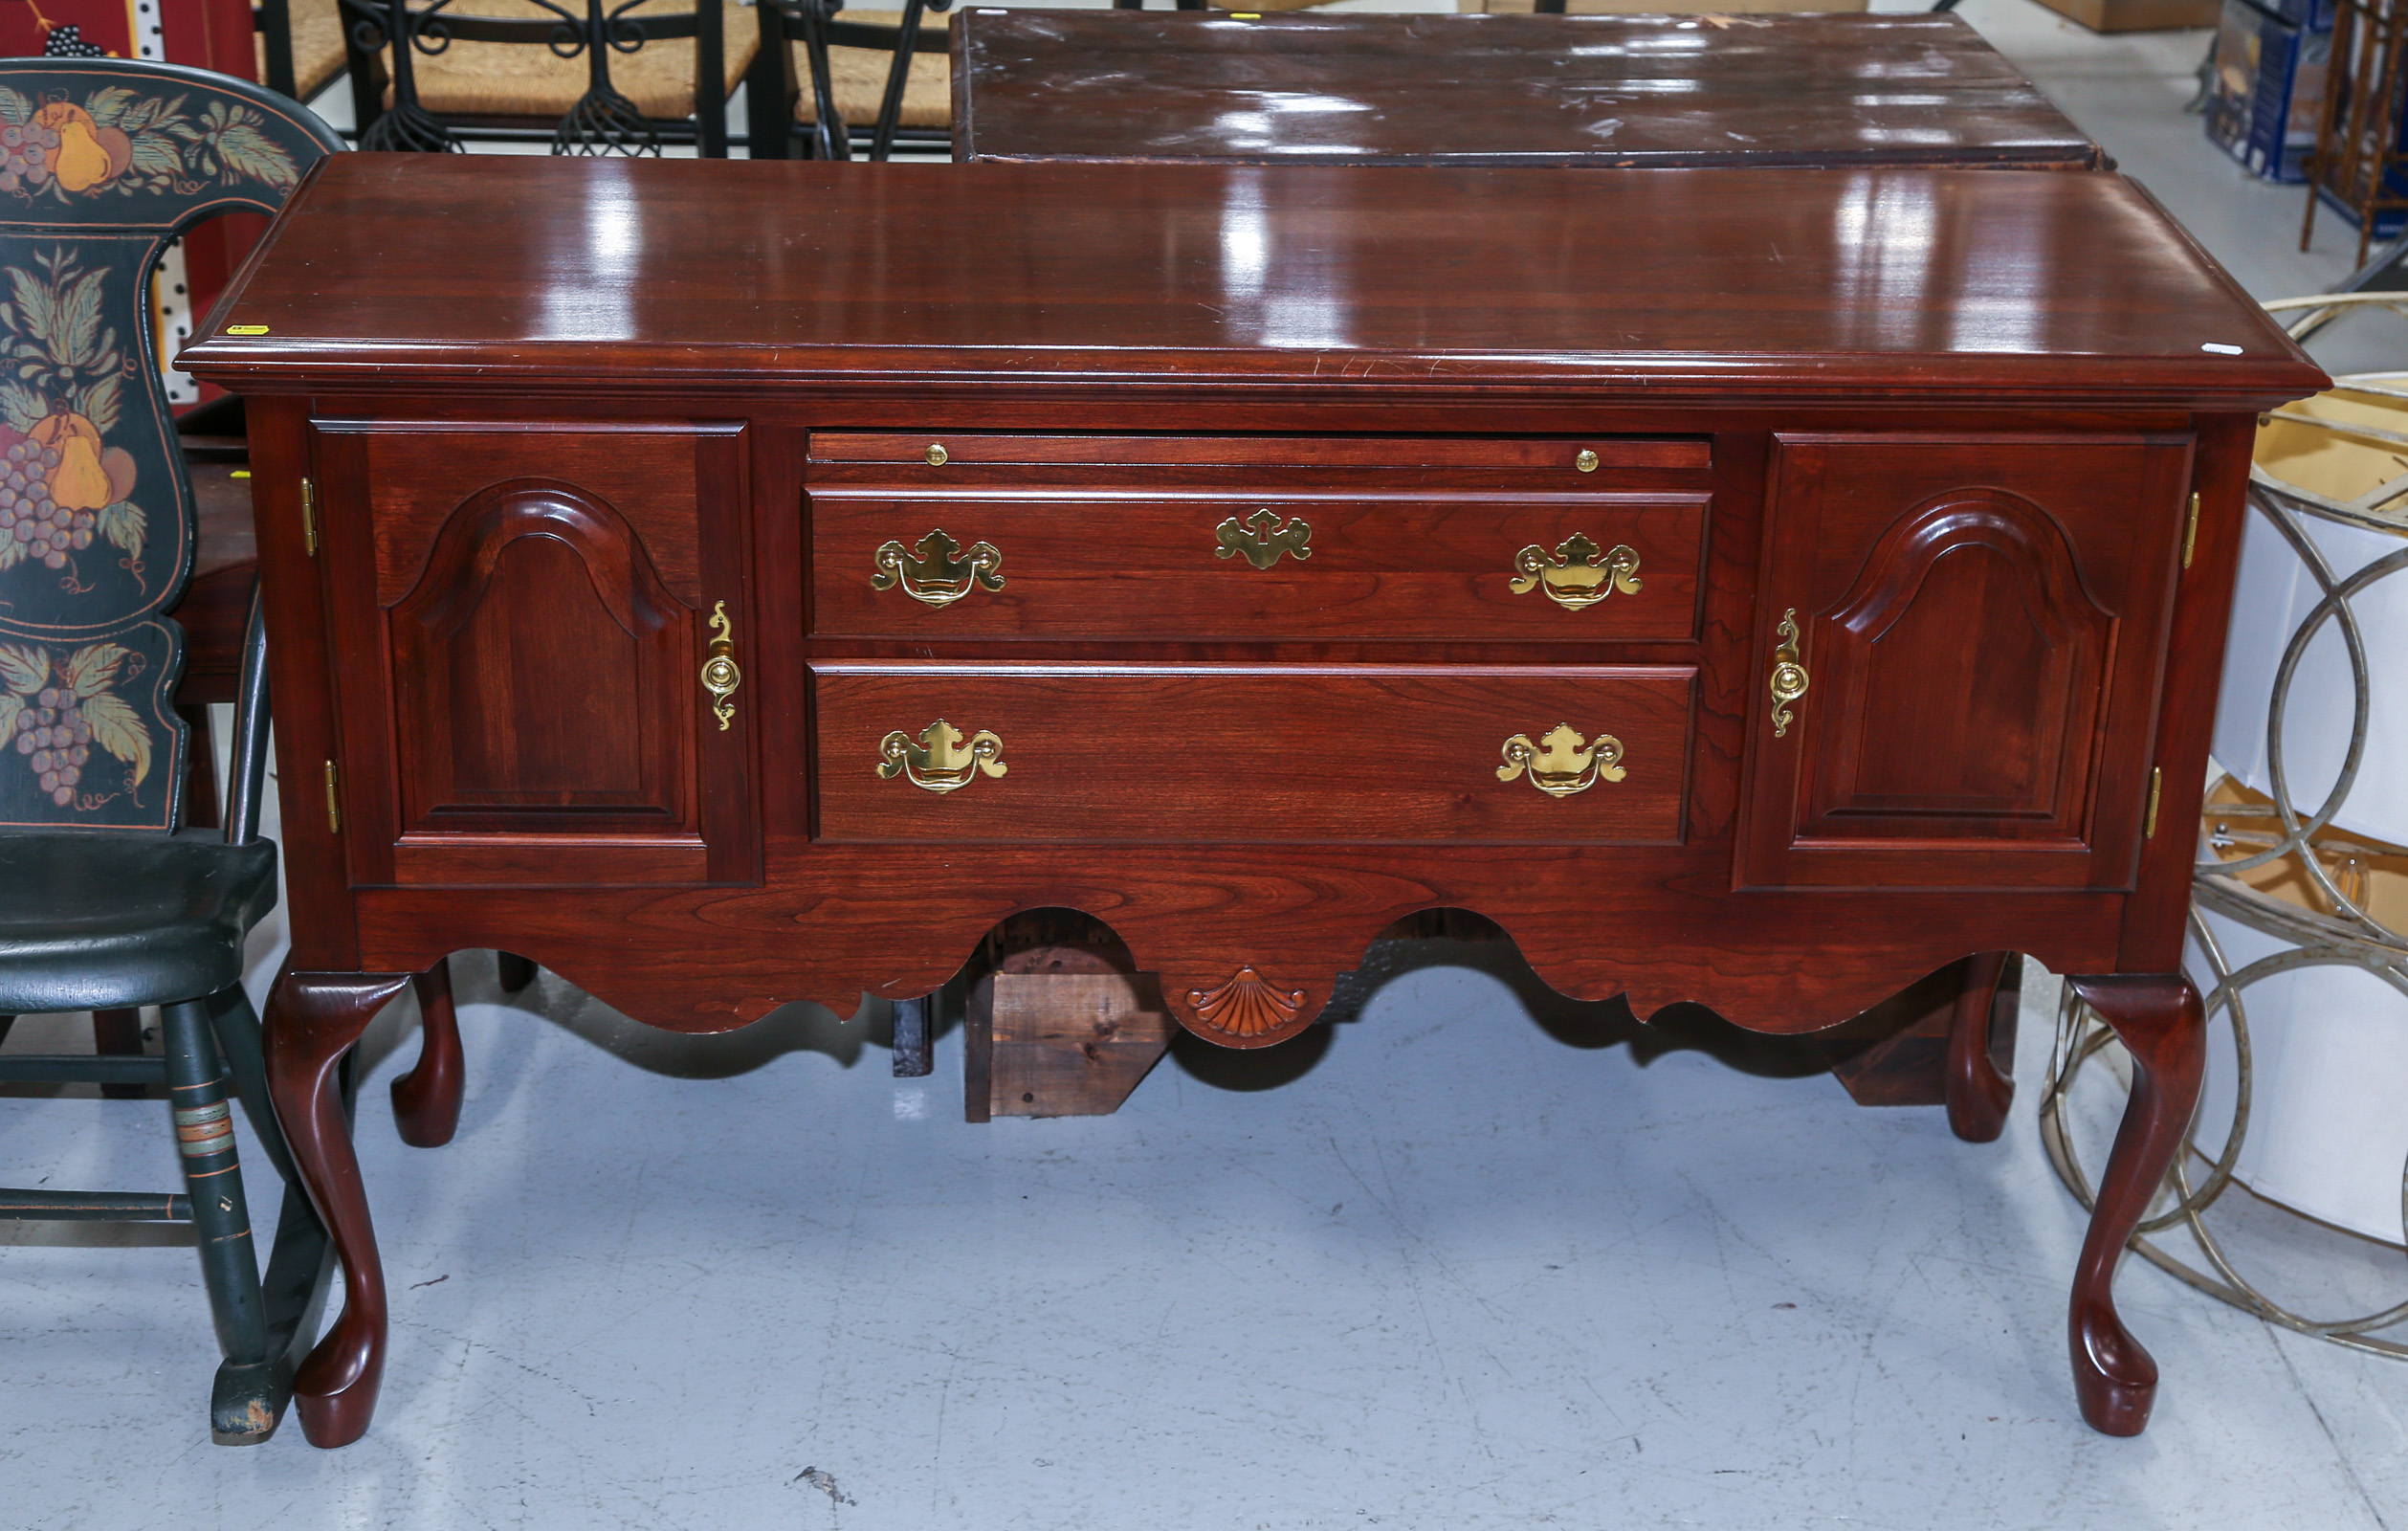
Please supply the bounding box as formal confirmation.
[952,11,2106,170]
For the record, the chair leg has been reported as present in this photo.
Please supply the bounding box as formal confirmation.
[159,997,276,1445]
[496,951,540,993]
[266,966,411,1449]
[93,1007,148,1100]
[390,960,464,1148]
[1943,951,2016,1143]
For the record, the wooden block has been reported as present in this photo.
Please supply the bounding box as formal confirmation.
[2022,0,2218,31]
[1825,955,2021,1108]
[964,969,1177,1121]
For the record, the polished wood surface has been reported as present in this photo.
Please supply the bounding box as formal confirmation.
[182,156,2322,1444]
[951,11,2104,170]
[191,156,2301,406]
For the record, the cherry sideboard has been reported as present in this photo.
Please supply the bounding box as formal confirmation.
[182,155,2324,1447]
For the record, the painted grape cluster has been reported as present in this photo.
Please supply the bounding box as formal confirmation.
[0,437,92,569]
[13,682,90,805]
[0,642,148,813]
[0,119,64,196]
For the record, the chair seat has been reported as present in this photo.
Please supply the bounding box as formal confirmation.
[0,832,276,1013]
[256,0,351,103]
[387,0,759,121]
[793,19,950,130]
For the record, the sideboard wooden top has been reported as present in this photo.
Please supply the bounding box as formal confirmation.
[186,156,2320,407]
[951,11,2103,169]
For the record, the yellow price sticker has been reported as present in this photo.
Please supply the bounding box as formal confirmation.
[226,323,270,335]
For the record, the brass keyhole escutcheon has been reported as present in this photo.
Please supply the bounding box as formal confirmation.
[924,443,949,467]
[1575,449,1600,474]
[1768,608,1809,739]
[1215,509,1312,569]
[700,600,741,730]
[1497,723,1625,798]
[873,528,1005,608]
[877,718,1007,794]
[1511,533,1642,610]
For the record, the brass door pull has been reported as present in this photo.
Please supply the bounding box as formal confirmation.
[700,601,740,730]
[872,528,1005,608]
[1215,509,1312,569]
[1510,533,1642,610]
[1768,608,1809,738]
[1498,723,1625,798]
[877,719,1007,794]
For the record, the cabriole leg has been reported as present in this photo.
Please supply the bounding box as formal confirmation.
[390,960,463,1148]
[2063,973,2205,1436]
[1944,951,2016,1143]
[265,966,409,1448]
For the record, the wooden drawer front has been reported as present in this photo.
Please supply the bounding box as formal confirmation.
[811,664,1693,844]
[314,418,756,886]
[811,492,1706,641]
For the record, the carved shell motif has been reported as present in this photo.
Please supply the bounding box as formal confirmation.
[1186,965,1307,1039]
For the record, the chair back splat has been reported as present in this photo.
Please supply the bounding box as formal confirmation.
[0,59,339,834]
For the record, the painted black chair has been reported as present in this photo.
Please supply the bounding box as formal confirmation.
[0,57,344,1445]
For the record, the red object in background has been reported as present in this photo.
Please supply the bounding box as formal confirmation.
[0,1,139,60]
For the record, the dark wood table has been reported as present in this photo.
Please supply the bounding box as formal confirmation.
[951,10,2104,168]
[185,155,2315,1449]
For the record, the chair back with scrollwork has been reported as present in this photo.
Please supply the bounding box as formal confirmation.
[0,57,339,832]
[339,0,749,156]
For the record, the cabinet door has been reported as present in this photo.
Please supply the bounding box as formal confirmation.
[1735,433,2191,891]
[314,419,755,885]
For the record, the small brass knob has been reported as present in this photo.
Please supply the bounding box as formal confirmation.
[1575,449,1600,474]
[924,443,949,467]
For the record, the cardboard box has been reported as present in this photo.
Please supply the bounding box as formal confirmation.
[2205,0,2330,182]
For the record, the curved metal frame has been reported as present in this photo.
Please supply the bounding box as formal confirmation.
[2043,303,2408,1356]
[341,0,733,155]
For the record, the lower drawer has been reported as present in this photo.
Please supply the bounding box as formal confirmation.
[810,664,1694,843]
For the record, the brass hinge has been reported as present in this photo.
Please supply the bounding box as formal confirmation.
[301,477,318,556]
[2181,491,2200,570]
[322,760,341,834]
[2143,766,2163,840]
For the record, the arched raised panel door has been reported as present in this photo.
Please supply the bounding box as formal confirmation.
[310,420,756,887]
[1736,433,2193,891]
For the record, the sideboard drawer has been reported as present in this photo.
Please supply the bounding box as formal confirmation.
[808,432,1710,479]
[810,664,1694,843]
[809,493,1708,641]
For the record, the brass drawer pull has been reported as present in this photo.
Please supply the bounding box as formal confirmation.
[877,719,1007,794]
[1768,608,1809,738]
[700,601,740,730]
[1214,509,1312,569]
[872,528,1005,608]
[1510,533,1642,610]
[1498,724,1625,798]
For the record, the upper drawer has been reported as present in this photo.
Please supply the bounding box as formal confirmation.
[809,433,1712,643]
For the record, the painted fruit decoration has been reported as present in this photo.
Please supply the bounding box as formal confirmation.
[0,248,145,587]
[0,641,149,810]
[0,85,302,200]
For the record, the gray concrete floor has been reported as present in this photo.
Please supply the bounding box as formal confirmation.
[8,3,2408,1523]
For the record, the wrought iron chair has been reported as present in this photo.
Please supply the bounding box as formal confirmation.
[774,0,953,162]
[0,56,344,1444]
[338,0,770,156]
[257,0,354,106]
